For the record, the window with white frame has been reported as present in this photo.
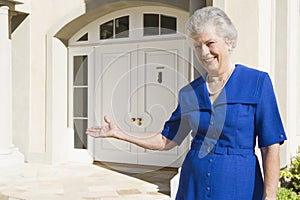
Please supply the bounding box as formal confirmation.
[100,15,130,39]
[73,55,88,149]
[69,7,187,46]
[143,14,177,36]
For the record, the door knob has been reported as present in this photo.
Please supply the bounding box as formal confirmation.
[136,118,142,126]
[130,117,142,126]
[130,118,136,122]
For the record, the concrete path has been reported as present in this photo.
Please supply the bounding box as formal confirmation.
[0,163,171,200]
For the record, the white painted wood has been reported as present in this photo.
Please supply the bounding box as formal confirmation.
[94,44,139,164]
[93,40,189,167]
[136,40,189,167]
[68,46,94,162]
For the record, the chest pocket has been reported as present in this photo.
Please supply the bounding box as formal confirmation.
[222,102,258,129]
[237,103,257,123]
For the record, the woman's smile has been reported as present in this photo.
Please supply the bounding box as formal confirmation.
[192,24,232,75]
[202,56,217,64]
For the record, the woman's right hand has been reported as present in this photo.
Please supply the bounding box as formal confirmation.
[86,116,119,138]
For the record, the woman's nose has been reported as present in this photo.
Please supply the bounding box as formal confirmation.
[201,45,210,55]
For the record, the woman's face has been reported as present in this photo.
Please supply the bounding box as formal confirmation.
[192,24,232,75]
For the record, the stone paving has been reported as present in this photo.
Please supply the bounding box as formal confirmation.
[0,162,171,200]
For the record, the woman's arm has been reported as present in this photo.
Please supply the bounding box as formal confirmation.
[260,143,280,200]
[86,116,177,150]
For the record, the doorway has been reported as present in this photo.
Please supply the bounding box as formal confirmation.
[92,40,189,167]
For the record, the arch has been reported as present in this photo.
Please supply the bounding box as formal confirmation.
[55,0,189,45]
[68,6,189,46]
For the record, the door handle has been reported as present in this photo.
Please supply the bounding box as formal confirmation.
[130,118,136,122]
[136,118,142,126]
[130,117,142,126]
[157,71,162,83]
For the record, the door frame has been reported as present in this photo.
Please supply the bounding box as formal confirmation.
[68,46,95,162]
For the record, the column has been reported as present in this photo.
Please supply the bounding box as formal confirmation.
[0,6,12,154]
[0,5,24,168]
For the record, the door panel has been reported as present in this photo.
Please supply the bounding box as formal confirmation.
[94,44,138,163]
[137,41,189,166]
[93,41,189,167]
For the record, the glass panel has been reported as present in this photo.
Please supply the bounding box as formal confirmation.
[73,88,88,117]
[77,33,88,41]
[100,20,113,39]
[161,15,177,35]
[115,16,129,38]
[143,14,159,36]
[74,119,87,149]
[73,56,88,86]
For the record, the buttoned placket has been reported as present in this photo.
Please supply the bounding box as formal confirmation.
[200,89,228,199]
[204,104,227,199]
[205,108,215,199]
[204,155,214,199]
[206,108,219,152]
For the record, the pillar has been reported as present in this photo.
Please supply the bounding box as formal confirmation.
[0,5,23,168]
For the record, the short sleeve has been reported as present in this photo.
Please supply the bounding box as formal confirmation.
[161,92,191,145]
[255,73,287,148]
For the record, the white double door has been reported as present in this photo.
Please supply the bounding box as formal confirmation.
[93,40,189,167]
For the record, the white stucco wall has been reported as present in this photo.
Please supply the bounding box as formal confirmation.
[11,0,84,162]
[12,17,30,157]
[214,0,259,68]
[286,0,300,156]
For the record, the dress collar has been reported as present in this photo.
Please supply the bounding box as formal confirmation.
[192,64,261,109]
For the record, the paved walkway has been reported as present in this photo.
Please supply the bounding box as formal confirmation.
[0,162,171,200]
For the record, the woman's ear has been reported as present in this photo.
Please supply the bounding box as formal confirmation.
[226,39,234,53]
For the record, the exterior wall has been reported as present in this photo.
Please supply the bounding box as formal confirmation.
[10,0,31,158]
[11,0,84,162]
[214,0,259,68]
[12,17,30,157]
[286,0,300,156]
[34,0,84,162]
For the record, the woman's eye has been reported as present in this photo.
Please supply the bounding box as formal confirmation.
[207,42,214,46]
[194,45,201,49]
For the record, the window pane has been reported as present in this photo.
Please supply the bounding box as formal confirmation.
[77,33,88,42]
[74,119,87,149]
[73,56,88,86]
[161,15,177,35]
[115,16,129,38]
[100,20,113,39]
[144,14,159,36]
[73,88,88,117]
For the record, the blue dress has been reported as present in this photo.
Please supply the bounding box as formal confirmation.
[161,64,287,200]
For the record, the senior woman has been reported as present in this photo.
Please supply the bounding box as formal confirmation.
[86,6,287,200]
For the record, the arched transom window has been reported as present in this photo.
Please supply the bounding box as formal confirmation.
[69,6,188,46]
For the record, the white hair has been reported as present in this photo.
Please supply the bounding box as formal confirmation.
[186,6,238,48]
